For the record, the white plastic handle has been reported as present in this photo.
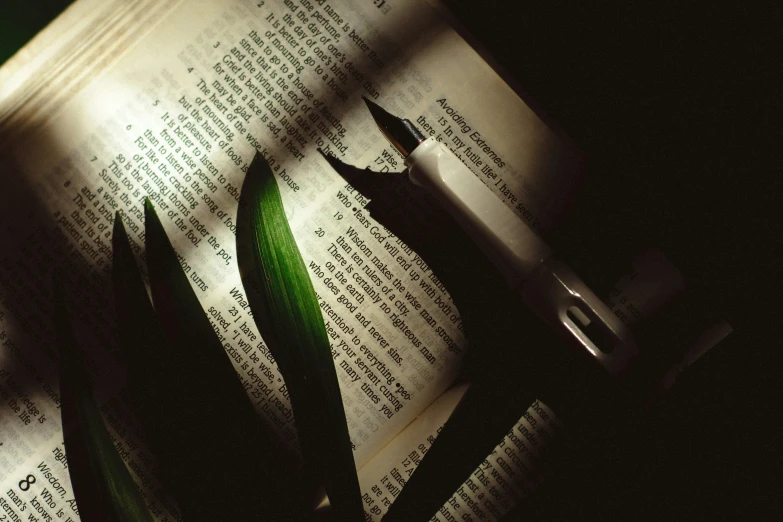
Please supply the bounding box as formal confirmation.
[405,138,552,288]
[520,259,639,376]
[405,138,638,376]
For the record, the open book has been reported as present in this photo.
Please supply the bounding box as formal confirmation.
[0,1,729,520]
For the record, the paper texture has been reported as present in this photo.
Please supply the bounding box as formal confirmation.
[0,1,582,520]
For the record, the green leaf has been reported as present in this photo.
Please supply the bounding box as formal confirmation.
[141,200,305,521]
[237,152,363,521]
[111,214,196,519]
[55,276,154,522]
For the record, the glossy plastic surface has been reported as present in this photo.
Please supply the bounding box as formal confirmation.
[406,138,553,288]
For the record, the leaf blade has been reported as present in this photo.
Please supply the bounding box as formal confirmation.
[142,199,303,521]
[237,152,363,521]
[112,214,199,520]
[55,276,153,522]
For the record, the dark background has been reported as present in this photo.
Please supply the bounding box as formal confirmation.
[0,1,73,65]
[441,0,780,519]
[3,0,779,519]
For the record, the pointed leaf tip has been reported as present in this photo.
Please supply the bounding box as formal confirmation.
[247,150,274,179]
[141,194,298,520]
[113,213,127,241]
[237,153,364,521]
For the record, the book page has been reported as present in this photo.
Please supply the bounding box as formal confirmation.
[357,250,729,522]
[356,382,563,522]
[0,0,580,520]
[356,383,470,519]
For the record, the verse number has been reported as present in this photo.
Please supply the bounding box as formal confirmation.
[314,227,325,238]
[18,474,36,491]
